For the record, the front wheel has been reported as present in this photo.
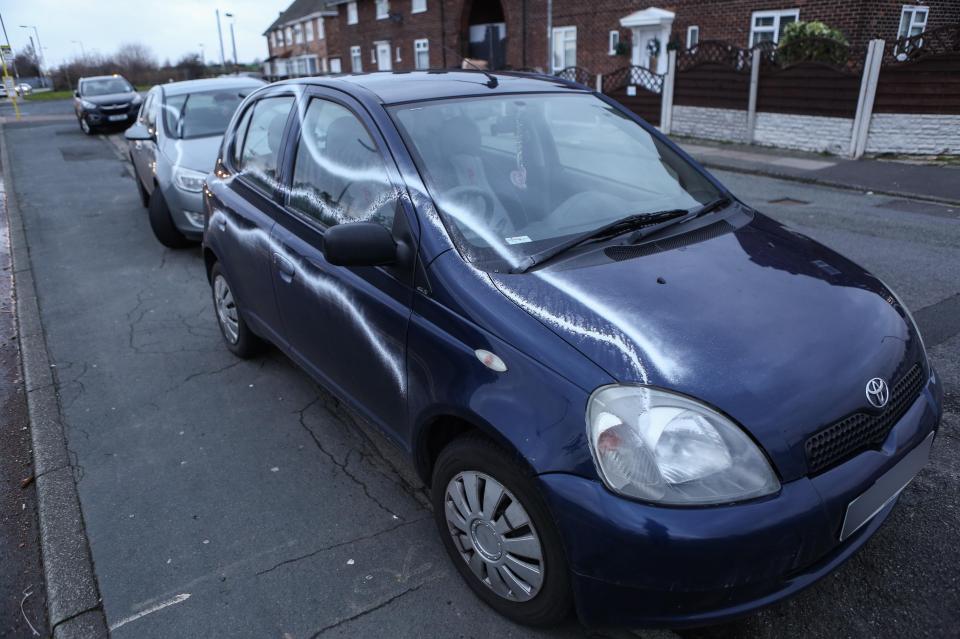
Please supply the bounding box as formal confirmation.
[78,116,94,135]
[148,188,194,248]
[432,435,572,626]
[210,262,263,359]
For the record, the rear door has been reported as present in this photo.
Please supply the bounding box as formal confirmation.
[270,89,418,435]
[205,92,295,345]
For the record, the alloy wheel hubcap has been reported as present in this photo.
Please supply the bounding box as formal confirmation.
[444,471,544,602]
[213,275,239,344]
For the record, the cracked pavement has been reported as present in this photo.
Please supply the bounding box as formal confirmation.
[2,109,958,638]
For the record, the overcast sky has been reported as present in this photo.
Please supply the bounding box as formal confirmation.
[1,0,282,68]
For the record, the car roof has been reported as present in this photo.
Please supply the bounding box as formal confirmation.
[276,70,589,105]
[159,77,267,97]
[79,75,131,83]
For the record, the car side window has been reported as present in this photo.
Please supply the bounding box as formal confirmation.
[231,105,254,167]
[289,98,395,229]
[237,96,294,194]
[145,91,159,131]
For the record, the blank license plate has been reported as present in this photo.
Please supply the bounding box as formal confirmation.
[840,432,933,541]
[108,114,127,122]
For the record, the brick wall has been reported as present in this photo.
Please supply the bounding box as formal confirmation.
[264,1,959,75]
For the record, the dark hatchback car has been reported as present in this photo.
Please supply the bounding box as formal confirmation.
[201,72,942,628]
[74,74,141,135]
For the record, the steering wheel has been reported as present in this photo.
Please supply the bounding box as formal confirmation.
[442,185,496,225]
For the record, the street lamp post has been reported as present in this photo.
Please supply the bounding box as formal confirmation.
[199,43,205,66]
[225,12,239,73]
[215,9,226,72]
[72,39,86,57]
[19,24,46,87]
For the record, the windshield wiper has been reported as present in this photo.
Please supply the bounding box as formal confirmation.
[624,195,733,243]
[509,208,687,274]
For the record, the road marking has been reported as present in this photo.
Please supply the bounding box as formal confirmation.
[109,593,190,631]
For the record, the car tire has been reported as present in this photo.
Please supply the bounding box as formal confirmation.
[432,434,573,627]
[210,262,263,359]
[148,188,194,248]
[78,116,94,136]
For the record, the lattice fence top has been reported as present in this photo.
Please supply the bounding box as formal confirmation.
[676,38,866,74]
[884,23,960,64]
[553,66,593,86]
[602,65,664,94]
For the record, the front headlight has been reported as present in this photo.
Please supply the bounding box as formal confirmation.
[80,99,97,110]
[174,167,207,193]
[587,386,780,505]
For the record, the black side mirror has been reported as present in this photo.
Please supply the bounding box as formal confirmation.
[124,123,153,141]
[73,90,80,98]
[324,222,397,267]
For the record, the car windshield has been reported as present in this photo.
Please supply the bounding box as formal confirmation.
[163,89,246,140]
[81,78,133,96]
[390,93,723,269]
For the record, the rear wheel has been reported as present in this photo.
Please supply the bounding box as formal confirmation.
[210,262,263,359]
[432,435,572,626]
[148,188,194,248]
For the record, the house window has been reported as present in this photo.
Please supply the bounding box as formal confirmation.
[608,30,619,56]
[395,46,402,62]
[277,30,284,47]
[269,32,276,49]
[350,45,362,72]
[551,26,577,72]
[329,57,342,73]
[898,5,928,39]
[347,1,358,25]
[317,18,325,39]
[285,27,293,46]
[294,23,303,44]
[749,9,799,45]
[414,38,429,69]
[376,0,390,20]
[687,25,700,49]
[305,20,314,42]
[412,0,427,13]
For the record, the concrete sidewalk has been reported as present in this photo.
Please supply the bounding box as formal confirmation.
[676,137,960,206]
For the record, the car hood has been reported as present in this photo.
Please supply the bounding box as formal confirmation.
[161,135,222,174]
[83,92,137,106]
[488,212,924,480]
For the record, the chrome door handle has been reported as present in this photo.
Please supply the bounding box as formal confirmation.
[273,252,295,283]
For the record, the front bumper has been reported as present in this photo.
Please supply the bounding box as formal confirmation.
[83,109,137,126]
[540,369,942,628]
[161,181,205,239]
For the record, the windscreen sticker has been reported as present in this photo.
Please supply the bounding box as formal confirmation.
[504,235,532,245]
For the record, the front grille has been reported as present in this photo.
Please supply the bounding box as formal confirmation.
[604,220,734,262]
[805,364,924,474]
[100,103,129,114]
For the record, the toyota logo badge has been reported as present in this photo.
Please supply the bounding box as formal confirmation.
[865,377,890,409]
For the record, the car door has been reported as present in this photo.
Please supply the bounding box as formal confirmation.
[131,88,159,194]
[206,92,295,345]
[270,90,417,434]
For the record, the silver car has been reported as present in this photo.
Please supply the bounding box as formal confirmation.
[125,77,265,247]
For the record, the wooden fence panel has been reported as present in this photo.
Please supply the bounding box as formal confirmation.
[757,62,861,118]
[609,89,661,125]
[874,53,960,114]
[674,63,750,110]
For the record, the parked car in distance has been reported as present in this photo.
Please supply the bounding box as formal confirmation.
[73,74,141,134]
[16,83,33,96]
[202,71,942,628]
[125,77,265,247]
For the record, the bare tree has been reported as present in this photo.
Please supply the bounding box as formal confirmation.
[113,43,158,85]
[14,42,41,77]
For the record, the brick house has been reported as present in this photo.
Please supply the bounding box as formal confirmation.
[263,1,958,80]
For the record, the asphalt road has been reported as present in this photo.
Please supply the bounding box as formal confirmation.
[1,100,958,638]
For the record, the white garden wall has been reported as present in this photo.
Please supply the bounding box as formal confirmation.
[865,113,960,155]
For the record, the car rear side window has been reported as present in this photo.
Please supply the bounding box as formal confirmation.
[236,96,294,194]
[289,98,395,229]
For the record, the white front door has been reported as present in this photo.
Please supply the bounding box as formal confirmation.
[376,42,392,71]
[631,25,669,73]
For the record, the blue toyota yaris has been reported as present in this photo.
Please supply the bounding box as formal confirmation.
[201,70,942,628]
